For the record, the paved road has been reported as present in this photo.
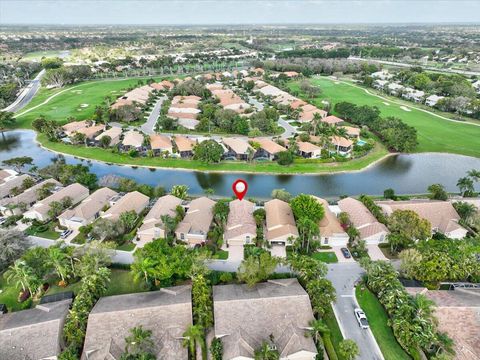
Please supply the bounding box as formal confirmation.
[140,96,167,134]
[327,262,384,360]
[3,70,45,113]
[278,118,297,139]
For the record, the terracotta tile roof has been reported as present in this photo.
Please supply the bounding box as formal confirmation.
[323,115,344,125]
[338,197,388,239]
[330,136,353,148]
[342,126,361,136]
[174,136,196,152]
[222,137,253,155]
[376,200,466,235]
[290,99,308,109]
[224,199,257,240]
[62,120,91,135]
[76,124,105,139]
[297,141,321,153]
[95,127,123,143]
[122,130,144,148]
[176,197,216,236]
[252,138,286,155]
[313,197,348,237]
[265,199,299,241]
[102,191,149,220]
[150,134,172,151]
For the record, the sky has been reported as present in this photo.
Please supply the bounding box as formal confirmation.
[1,0,480,25]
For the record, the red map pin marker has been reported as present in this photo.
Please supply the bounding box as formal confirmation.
[232,179,248,200]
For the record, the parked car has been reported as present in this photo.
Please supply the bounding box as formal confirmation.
[341,247,351,258]
[0,217,6,225]
[354,308,369,329]
[60,229,73,239]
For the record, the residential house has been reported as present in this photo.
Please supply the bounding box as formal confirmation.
[0,298,72,360]
[330,136,353,156]
[150,134,173,155]
[371,70,393,80]
[62,120,91,136]
[224,199,257,246]
[425,94,445,107]
[313,197,349,246]
[75,123,106,141]
[101,191,149,221]
[337,197,389,244]
[136,195,183,246]
[0,174,33,199]
[298,105,327,123]
[402,88,425,102]
[0,179,62,216]
[252,138,286,160]
[211,88,250,113]
[175,197,216,245]
[297,141,322,159]
[264,199,299,245]
[174,136,196,158]
[373,79,389,90]
[95,126,123,146]
[405,287,480,360]
[222,137,254,160]
[121,130,145,151]
[376,200,468,239]
[81,286,192,360]
[387,83,405,95]
[23,183,89,222]
[0,169,18,184]
[213,278,317,360]
[322,115,344,126]
[58,187,118,229]
[342,126,361,139]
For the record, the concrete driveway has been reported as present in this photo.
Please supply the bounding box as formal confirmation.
[140,96,167,134]
[367,245,388,261]
[327,263,384,360]
[227,244,245,262]
[331,246,355,263]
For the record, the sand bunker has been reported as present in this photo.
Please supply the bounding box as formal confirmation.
[400,106,412,112]
[80,103,89,108]
[383,102,390,106]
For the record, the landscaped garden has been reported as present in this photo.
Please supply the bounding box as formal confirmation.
[25,220,61,239]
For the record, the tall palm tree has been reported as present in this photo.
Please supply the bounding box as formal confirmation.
[131,256,156,285]
[254,341,280,360]
[5,260,40,296]
[47,246,71,283]
[307,319,329,344]
[160,214,177,239]
[467,169,480,182]
[457,176,475,196]
[124,326,154,355]
[182,324,203,360]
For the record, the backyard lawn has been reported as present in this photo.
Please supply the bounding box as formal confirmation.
[288,77,480,158]
[25,221,60,240]
[356,285,411,360]
[311,251,338,263]
[0,273,24,312]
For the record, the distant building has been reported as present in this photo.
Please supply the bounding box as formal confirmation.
[264,199,299,245]
[297,141,322,159]
[371,70,393,80]
[222,137,254,161]
[0,174,33,199]
[224,199,257,246]
[425,94,445,107]
[175,197,216,245]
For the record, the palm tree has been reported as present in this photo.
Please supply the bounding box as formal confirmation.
[0,111,16,134]
[182,324,203,359]
[124,326,154,355]
[308,319,329,344]
[254,341,280,360]
[297,218,319,254]
[131,256,156,285]
[5,260,40,296]
[204,188,215,198]
[467,169,480,182]
[160,214,177,239]
[47,246,71,284]
[457,176,475,196]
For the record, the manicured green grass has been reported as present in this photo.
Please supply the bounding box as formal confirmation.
[46,269,148,297]
[116,242,137,252]
[324,308,345,360]
[0,273,25,312]
[36,133,388,174]
[14,77,167,128]
[355,285,411,360]
[311,251,338,263]
[213,250,229,260]
[25,221,60,240]
[288,77,480,158]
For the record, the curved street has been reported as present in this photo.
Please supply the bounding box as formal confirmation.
[2,69,45,113]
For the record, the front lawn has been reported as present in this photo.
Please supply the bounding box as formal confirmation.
[355,285,411,360]
[213,250,229,260]
[0,273,25,312]
[25,221,60,240]
[116,242,137,252]
[311,251,338,263]
[324,307,346,360]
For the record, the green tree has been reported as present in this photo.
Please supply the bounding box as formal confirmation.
[427,184,448,201]
[457,176,475,197]
[0,111,16,132]
[290,194,325,223]
[271,188,292,202]
[254,341,280,360]
[387,210,431,253]
[296,217,320,254]
[0,229,30,271]
[120,210,138,232]
[210,338,223,360]
[182,324,203,360]
[338,339,360,360]
[307,319,329,345]
[213,200,230,226]
[383,188,396,200]
[48,200,65,219]
[99,135,111,148]
[123,326,155,357]
[47,246,71,283]
[276,151,293,166]
[2,156,33,172]
[91,218,125,242]
[237,252,278,287]
[171,184,189,200]
[453,201,478,225]
[5,260,40,296]
[307,278,336,317]
[193,140,224,163]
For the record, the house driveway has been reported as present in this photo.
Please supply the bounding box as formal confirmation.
[330,246,356,263]
[270,245,287,258]
[140,96,167,134]
[367,245,389,261]
[227,244,244,262]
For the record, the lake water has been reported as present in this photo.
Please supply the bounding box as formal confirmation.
[1,130,479,198]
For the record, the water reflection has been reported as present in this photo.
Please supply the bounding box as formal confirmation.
[0,130,478,198]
